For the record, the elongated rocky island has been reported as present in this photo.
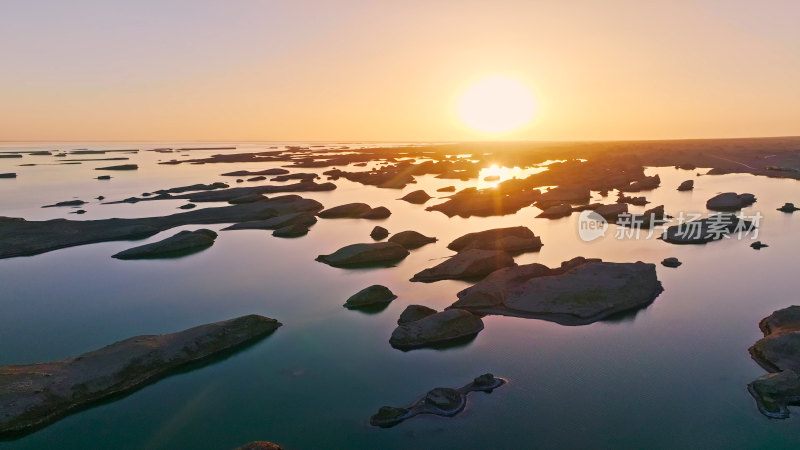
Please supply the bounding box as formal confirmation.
[0,315,281,436]
[450,257,662,325]
[369,373,505,427]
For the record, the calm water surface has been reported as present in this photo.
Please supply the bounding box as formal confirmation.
[1,142,799,449]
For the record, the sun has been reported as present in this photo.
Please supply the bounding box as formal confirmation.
[457,76,537,134]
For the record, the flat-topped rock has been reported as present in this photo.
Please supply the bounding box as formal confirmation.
[748,307,800,418]
[661,257,682,268]
[447,226,542,253]
[315,242,410,267]
[344,285,397,309]
[221,168,289,176]
[0,315,281,436]
[400,190,431,204]
[42,200,86,208]
[387,231,437,249]
[0,173,16,178]
[112,229,217,259]
[318,203,390,219]
[389,309,484,350]
[411,249,516,282]
[778,202,799,213]
[272,223,310,238]
[451,257,662,325]
[369,374,504,427]
[706,192,756,211]
[436,185,455,192]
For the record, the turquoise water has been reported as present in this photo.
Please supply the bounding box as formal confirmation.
[1,142,799,449]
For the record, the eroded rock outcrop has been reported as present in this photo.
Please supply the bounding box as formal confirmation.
[748,307,800,419]
[369,374,505,427]
[677,180,694,191]
[450,257,663,325]
[223,213,317,231]
[0,315,281,436]
[389,309,484,350]
[447,226,542,253]
[112,229,217,259]
[315,242,410,267]
[400,190,431,204]
[387,231,437,249]
[706,192,756,211]
[410,249,515,282]
[662,213,754,244]
[370,226,389,240]
[318,203,390,219]
[343,285,397,309]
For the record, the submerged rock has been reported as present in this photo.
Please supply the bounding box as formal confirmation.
[397,305,437,324]
[411,249,515,282]
[389,309,484,350]
[447,226,542,253]
[387,231,437,249]
[369,374,504,427]
[777,203,799,213]
[706,192,756,211]
[0,315,281,436]
[112,229,217,259]
[661,257,682,268]
[748,307,800,418]
[451,257,663,325]
[344,285,397,309]
[677,180,694,191]
[315,242,410,267]
[400,190,432,204]
[370,226,389,240]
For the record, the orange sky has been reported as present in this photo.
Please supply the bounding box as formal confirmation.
[1,1,799,142]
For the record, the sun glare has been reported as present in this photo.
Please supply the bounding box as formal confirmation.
[457,76,537,134]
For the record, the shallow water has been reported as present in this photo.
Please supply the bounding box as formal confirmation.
[1,142,799,449]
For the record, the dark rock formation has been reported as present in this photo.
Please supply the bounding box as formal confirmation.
[662,213,754,244]
[315,242,410,267]
[107,181,336,204]
[387,231,437,249]
[661,257,682,268]
[318,203,391,219]
[677,180,694,191]
[778,203,799,213]
[95,164,138,171]
[42,200,86,208]
[426,187,541,218]
[436,186,455,192]
[271,173,319,182]
[223,213,317,231]
[369,374,505,427]
[536,203,573,219]
[706,192,756,211]
[247,176,267,182]
[447,226,542,253]
[0,315,281,436]
[0,195,322,259]
[411,249,515,282]
[221,168,289,176]
[400,190,432,204]
[370,226,389,240]
[397,305,437,324]
[178,203,196,210]
[389,309,484,350]
[228,193,267,204]
[751,241,768,250]
[0,173,16,178]
[111,229,218,259]
[451,257,662,325]
[343,285,397,309]
[96,175,111,180]
[748,307,800,418]
[359,206,391,219]
[152,182,229,195]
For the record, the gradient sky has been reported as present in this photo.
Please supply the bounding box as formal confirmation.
[1,0,799,141]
